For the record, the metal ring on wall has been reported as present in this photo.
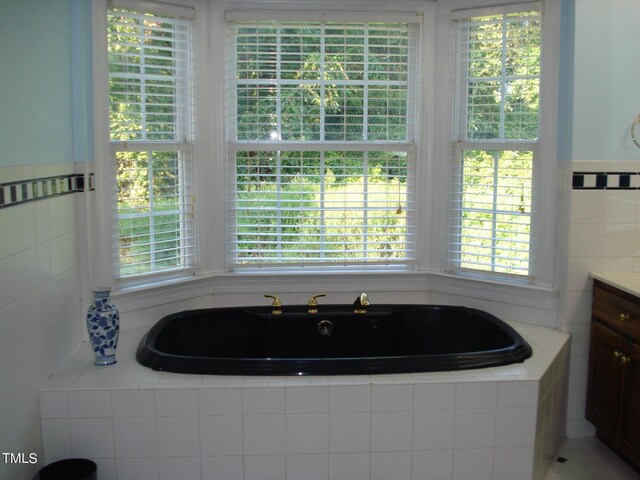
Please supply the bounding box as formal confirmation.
[632,114,640,149]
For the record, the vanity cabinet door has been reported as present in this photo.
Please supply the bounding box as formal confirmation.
[586,322,626,443]
[620,342,640,465]
[588,280,640,473]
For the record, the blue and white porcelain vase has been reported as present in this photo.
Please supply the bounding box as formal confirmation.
[86,288,120,366]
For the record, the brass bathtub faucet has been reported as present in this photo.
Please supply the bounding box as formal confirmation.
[307,293,326,314]
[353,292,370,314]
[264,294,282,315]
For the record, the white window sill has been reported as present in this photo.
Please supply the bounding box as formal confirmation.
[110,268,557,314]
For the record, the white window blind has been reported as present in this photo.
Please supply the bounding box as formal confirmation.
[227,20,419,268]
[447,8,541,277]
[108,6,196,279]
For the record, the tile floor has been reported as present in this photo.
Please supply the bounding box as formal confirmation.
[545,437,640,480]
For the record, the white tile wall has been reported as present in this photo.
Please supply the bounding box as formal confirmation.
[156,416,199,457]
[494,447,535,480]
[329,452,370,480]
[243,415,286,454]
[198,387,242,415]
[412,449,453,480]
[454,409,497,449]
[155,388,198,416]
[200,415,243,456]
[372,451,412,480]
[116,458,158,480]
[453,448,494,480]
[286,414,329,454]
[158,457,201,480]
[0,163,83,480]
[412,410,454,450]
[243,454,286,480]
[559,160,640,438]
[286,386,328,413]
[242,387,285,414]
[287,453,328,480]
[201,456,243,480]
[70,418,115,458]
[371,411,413,451]
[329,385,371,412]
[329,412,371,453]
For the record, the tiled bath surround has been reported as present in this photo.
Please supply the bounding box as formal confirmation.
[559,160,640,438]
[0,164,84,480]
[39,322,569,480]
[2,148,630,480]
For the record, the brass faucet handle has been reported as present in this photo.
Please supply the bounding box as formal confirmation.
[353,292,370,314]
[264,294,282,307]
[308,293,326,306]
[264,294,283,315]
[307,293,326,314]
[358,293,369,306]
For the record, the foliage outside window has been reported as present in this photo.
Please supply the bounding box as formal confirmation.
[448,9,541,277]
[108,7,196,279]
[228,21,419,268]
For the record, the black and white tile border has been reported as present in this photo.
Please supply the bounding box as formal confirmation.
[572,172,640,190]
[3,170,633,206]
[0,173,94,209]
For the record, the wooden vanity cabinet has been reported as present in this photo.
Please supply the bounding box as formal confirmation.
[587,280,640,470]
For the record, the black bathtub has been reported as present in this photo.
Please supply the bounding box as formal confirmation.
[136,304,532,375]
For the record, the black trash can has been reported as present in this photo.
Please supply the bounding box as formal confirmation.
[33,458,97,480]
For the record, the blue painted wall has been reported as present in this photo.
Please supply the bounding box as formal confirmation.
[557,0,575,162]
[0,0,73,167]
[571,0,640,160]
[71,0,94,164]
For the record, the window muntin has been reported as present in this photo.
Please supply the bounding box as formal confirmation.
[108,7,196,279]
[227,20,419,268]
[448,9,541,277]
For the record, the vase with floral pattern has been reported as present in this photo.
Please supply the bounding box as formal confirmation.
[86,288,120,366]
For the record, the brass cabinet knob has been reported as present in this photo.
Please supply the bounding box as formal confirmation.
[613,351,632,365]
[619,313,630,321]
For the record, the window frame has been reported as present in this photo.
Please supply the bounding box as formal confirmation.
[106,5,198,281]
[431,0,560,289]
[224,17,422,269]
[446,6,542,279]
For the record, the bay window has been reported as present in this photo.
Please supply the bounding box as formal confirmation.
[96,0,558,293]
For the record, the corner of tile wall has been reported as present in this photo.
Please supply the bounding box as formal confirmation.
[560,159,640,439]
[0,163,85,478]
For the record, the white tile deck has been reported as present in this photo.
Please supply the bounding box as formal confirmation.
[41,320,569,390]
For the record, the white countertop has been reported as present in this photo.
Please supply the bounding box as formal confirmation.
[591,272,640,298]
